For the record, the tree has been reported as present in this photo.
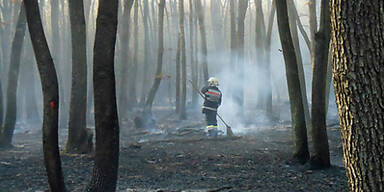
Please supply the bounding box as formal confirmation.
[140,0,151,106]
[127,0,139,108]
[50,0,67,129]
[0,0,18,80]
[176,28,181,113]
[117,0,134,120]
[189,0,198,107]
[235,0,248,110]
[0,1,27,148]
[309,0,331,169]
[210,0,224,53]
[264,0,276,117]
[195,0,209,82]
[255,0,267,110]
[287,0,310,132]
[22,38,42,124]
[291,4,310,52]
[84,0,120,190]
[178,0,187,119]
[24,0,66,191]
[308,0,317,57]
[0,78,3,129]
[275,0,310,164]
[230,0,236,71]
[330,0,384,190]
[145,0,166,114]
[66,0,93,154]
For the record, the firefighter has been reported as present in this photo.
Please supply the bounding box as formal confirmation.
[201,77,222,137]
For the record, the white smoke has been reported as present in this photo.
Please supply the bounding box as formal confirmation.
[203,46,291,135]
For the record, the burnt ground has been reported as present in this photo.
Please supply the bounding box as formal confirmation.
[0,108,348,192]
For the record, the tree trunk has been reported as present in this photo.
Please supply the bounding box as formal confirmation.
[23,39,42,123]
[86,0,97,128]
[264,0,276,118]
[50,0,66,129]
[308,0,317,57]
[127,0,139,108]
[117,0,133,120]
[140,0,151,106]
[287,0,310,134]
[85,0,119,190]
[229,0,236,102]
[66,0,93,154]
[235,0,248,110]
[325,50,332,114]
[0,1,17,84]
[179,0,187,119]
[255,0,266,110]
[189,0,198,107]
[0,2,26,148]
[309,0,331,169]
[0,14,3,126]
[292,5,311,52]
[275,0,310,164]
[195,0,208,82]
[193,1,199,90]
[176,37,181,113]
[145,0,165,114]
[49,0,60,57]
[24,0,66,191]
[330,0,384,191]
[230,0,236,72]
[0,76,3,128]
[210,0,224,52]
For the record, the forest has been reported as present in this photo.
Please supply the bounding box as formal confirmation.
[0,0,383,191]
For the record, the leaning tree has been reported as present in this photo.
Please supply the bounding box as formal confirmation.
[275,0,310,164]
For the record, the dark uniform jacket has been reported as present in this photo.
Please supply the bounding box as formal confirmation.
[201,86,222,111]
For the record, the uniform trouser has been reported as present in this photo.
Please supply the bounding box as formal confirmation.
[203,109,217,127]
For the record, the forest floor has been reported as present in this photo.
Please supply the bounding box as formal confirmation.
[0,107,348,192]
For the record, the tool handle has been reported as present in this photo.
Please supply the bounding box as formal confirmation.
[217,113,230,128]
[188,79,205,99]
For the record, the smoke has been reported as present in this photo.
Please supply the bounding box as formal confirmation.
[202,47,290,135]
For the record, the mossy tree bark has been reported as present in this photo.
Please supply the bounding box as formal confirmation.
[330,0,384,191]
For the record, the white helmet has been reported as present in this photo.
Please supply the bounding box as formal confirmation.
[208,77,219,86]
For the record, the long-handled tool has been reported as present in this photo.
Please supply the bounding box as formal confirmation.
[188,80,234,137]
